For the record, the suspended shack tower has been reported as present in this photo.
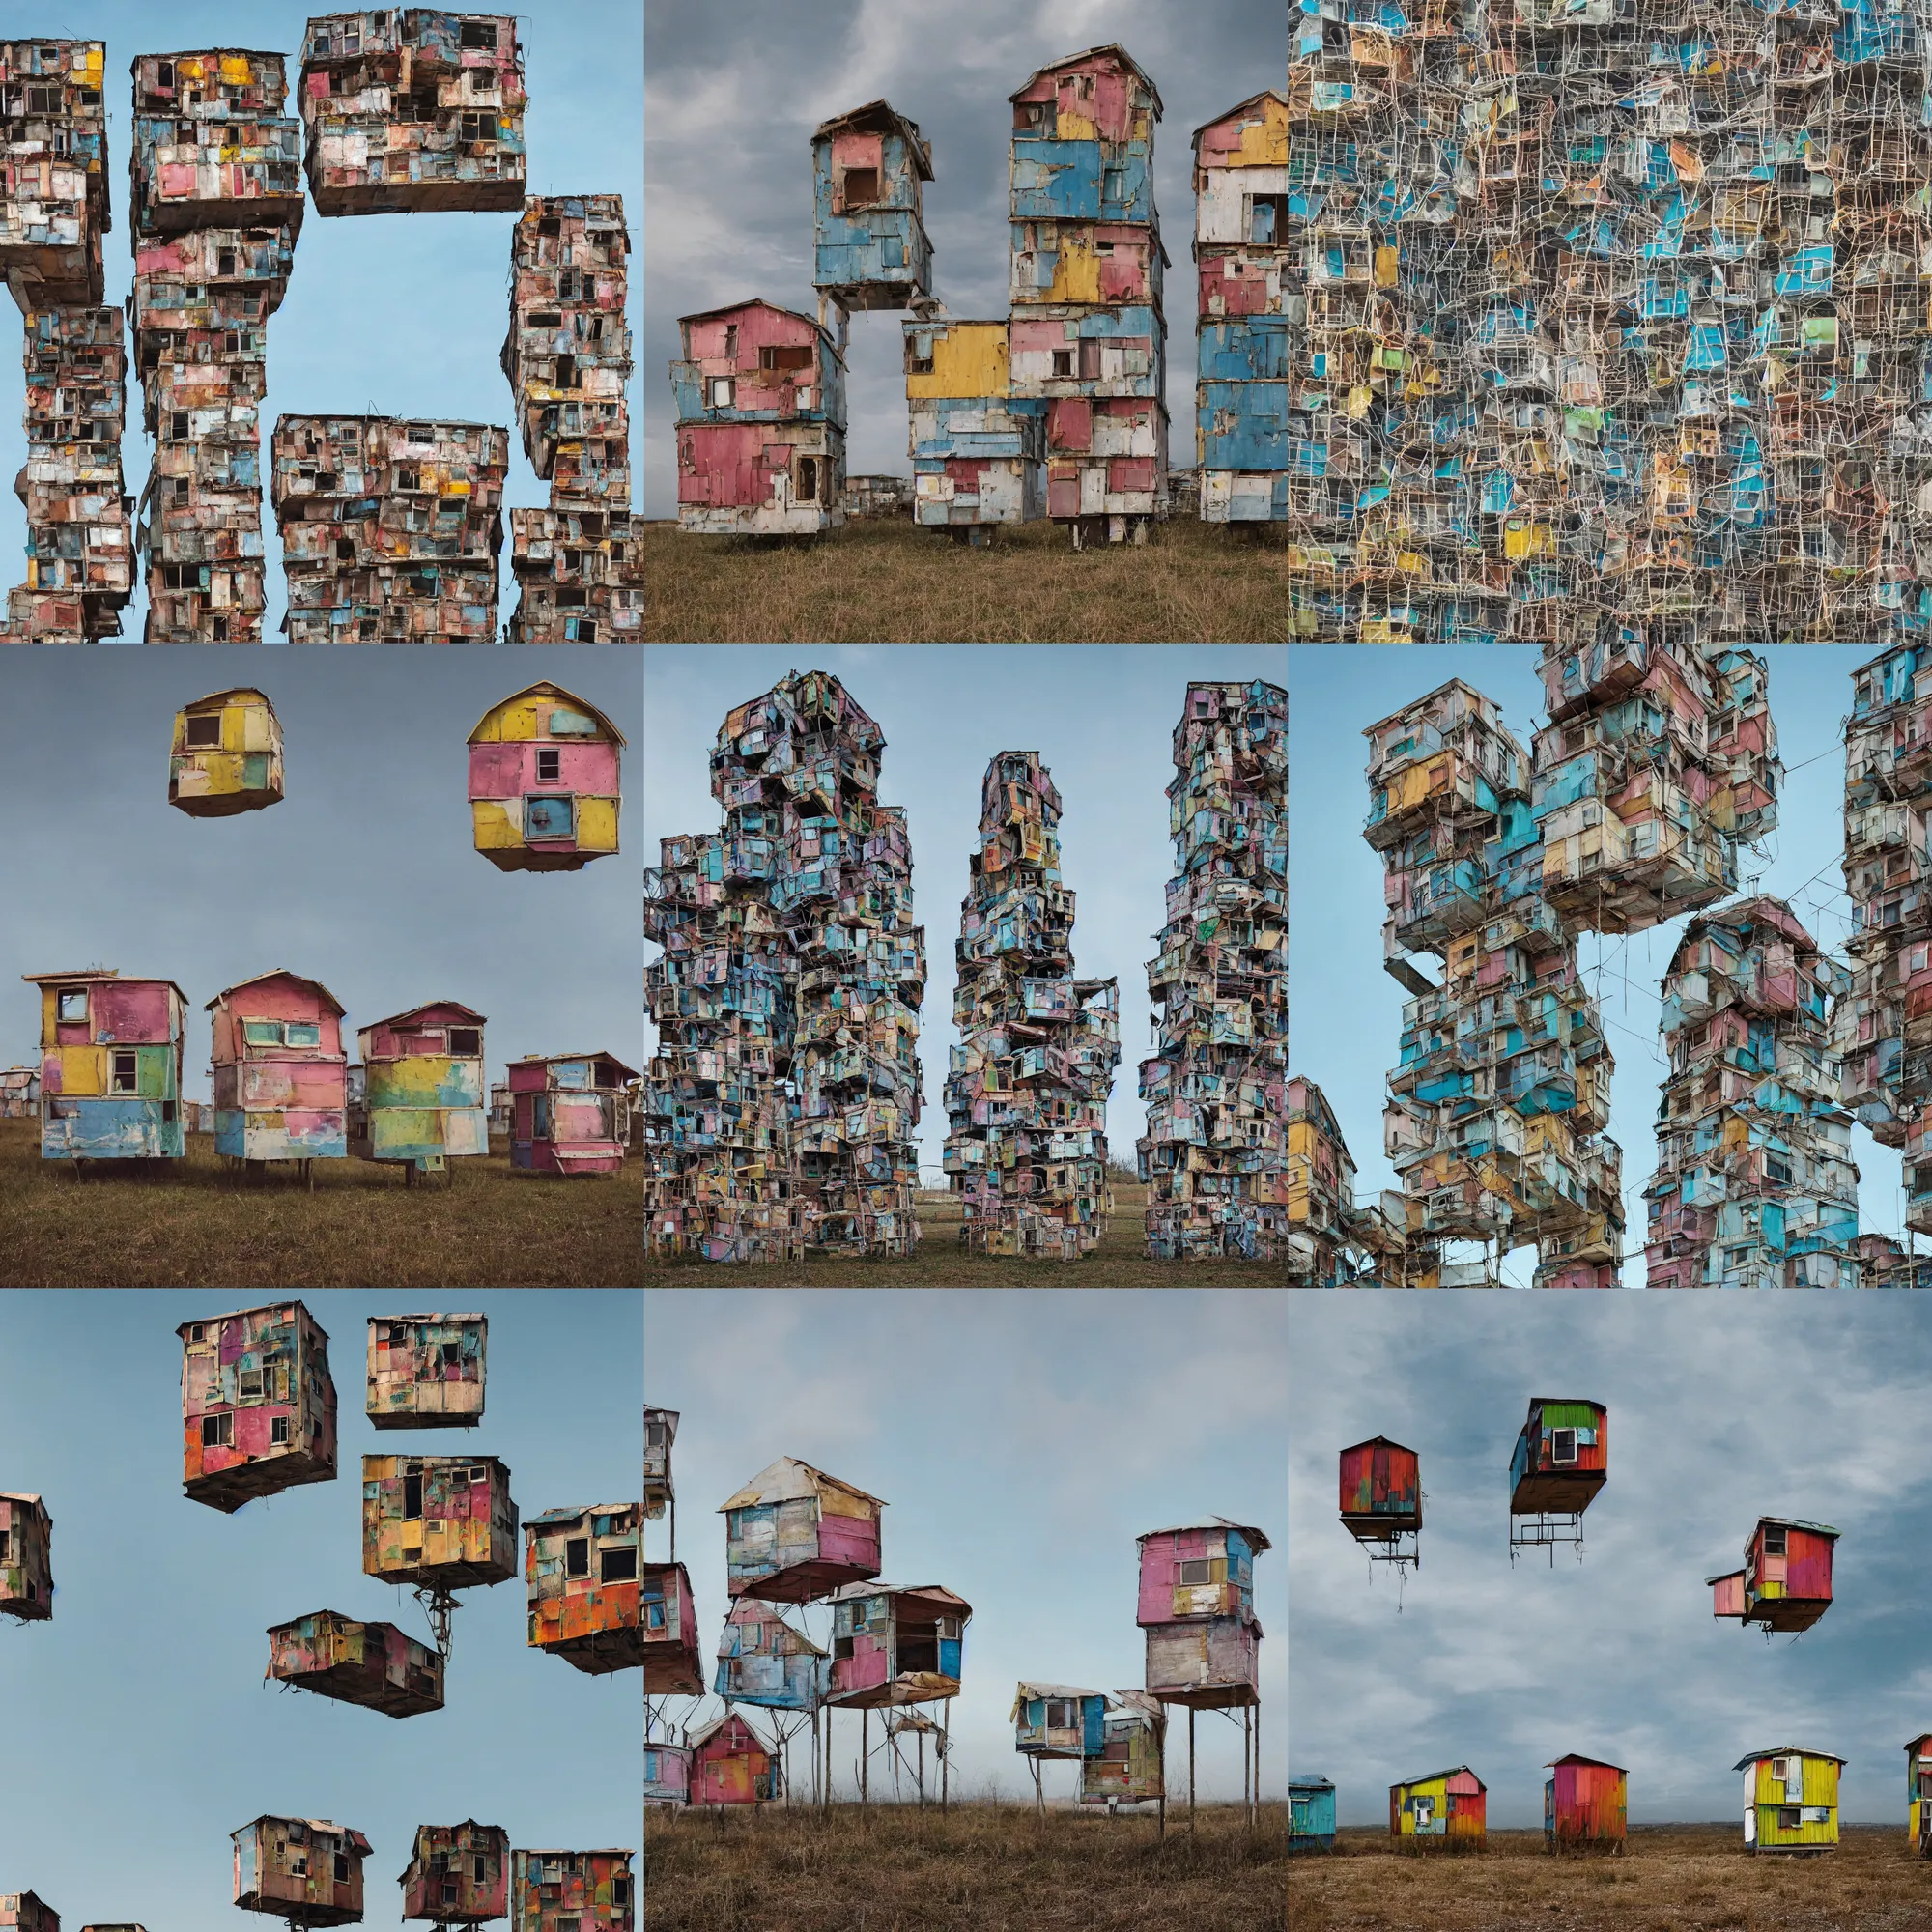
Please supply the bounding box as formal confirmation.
[713,1595,831,1805]
[1138,1517,1268,1833]
[361,1453,518,1660]
[1339,1437,1421,1577]
[1012,1683,1105,1814]
[644,1405,700,1806]
[1509,1400,1607,1564]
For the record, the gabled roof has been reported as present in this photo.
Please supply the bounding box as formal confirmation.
[1340,1435,1416,1459]
[1735,1748,1846,1769]
[823,1580,972,1617]
[1394,1766,1486,1792]
[506,1051,641,1080]
[812,99,933,178]
[1548,1754,1627,1774]
[1138,1516,1272,1553]
[466,679,626,748]
[678,298,846,363]
[529,1503,639,1530]
[176,1301,321,1341]
[366,1001,488,1032]
[1289,1772,1336,1791]
[724,1597,827,1655]
[232,1815,373,1853]
[181,685,273,710]
[689,1710,766,1754]
[205,969,346,1016]
[1753,1518,1839,1540]
[720,1457,885,1514]
[1190,89,1289,146]
[1009,43,1162,116]
[1012,1681,1101,1709]
[23,968,189,1003]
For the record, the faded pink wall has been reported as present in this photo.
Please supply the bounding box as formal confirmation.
[682,304,819,377]
[1137,1530,1212,1622]
[468,741,620,798]
[211,978,345,1062]
[817,1516,880,1572]
[362,1007,483,1058]
[92,980,175,1042]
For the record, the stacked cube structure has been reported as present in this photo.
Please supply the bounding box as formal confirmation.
[1645,897,1861,1288]
[643,671,925,1263]
[297,12,526,215]
[1363,681,1625,1287]
[1139,680,1289,1261]
[128,50,302,642]
[270,414,507,641]
[1835,645,1932,1243]
[0,43,133,643]
[502,192,640,643]
[943,751,1121,1259]
[1530,641,1781,933]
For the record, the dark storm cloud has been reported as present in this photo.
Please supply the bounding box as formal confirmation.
[1292,1294,1932,1829]
[642,0,1287,514]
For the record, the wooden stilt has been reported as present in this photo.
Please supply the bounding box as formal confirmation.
[862,1707,869,1809]
[942,1702,951,1813]
[1189,1706,1197,1835]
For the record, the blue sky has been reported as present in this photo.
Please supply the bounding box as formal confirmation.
[1290,1292,1932,1828]
[641,0,1284,514]
[644,642,1289,1179]
[644,1286,1286,1802]
[0,0,642,640]
[0,646,640,1103]
[0,1288,640,1924]
[1288,644,1897,1283]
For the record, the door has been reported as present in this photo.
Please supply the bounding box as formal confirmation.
[1745,1767,1757,1844]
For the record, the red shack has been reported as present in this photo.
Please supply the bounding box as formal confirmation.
[1545,1755,1627,1850]
[1340,1436,1421,1568]
[1710,1518,1837,1634]
[689,1710,779,1806]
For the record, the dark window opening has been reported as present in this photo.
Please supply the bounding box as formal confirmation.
[336,537,355,561]
[202,1411,232,1447]
[898,1619,941,1674]
[798,456,820,503]
[1179,1558,1212,1587]
[210,616,228,642]
[574,620,597,642]
[271,1415,290,1445]
[170,412,189,439]
[185,714,222,748]
[404,1474,423,1520]
[600,1545,639,1583]
[334,1852,350,1881]
[554,354,576,387]
[57,988,87,1022]
[1052,349,1074,378]
[841,166,881,208]
[217,248,236,276]
[460,19,497,47]
[759,344,813,373]
[566,1537,590,1577]
[833,1633,854,1660]
[459,109,496,143]
[110,1051,138,1094]
[447,1027,481,1057]
[613,1877,632,1907]
[1079,337,1101,381]
[536,748,561,782]
[156,61,175,89]
[1764,1525,1787,1554]
[1013,100,1047,133]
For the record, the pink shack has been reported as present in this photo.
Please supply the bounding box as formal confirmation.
[1137,1517,1268,1708]
[206,970,349,1173]
[467,681,623,874]
[671,299,848,534]
[824,1582,971,1706]
[506,1052,635,1176]
[643,1559,702,1695]
[349,1001,489,1177]
[25,967,187,1162]
[179,1301,339,1513]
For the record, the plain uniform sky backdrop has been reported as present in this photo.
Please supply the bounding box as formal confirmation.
[1290,1293,1932,1828]
[641,0,1287,516]
[643,1286,1285,1803]
[643,641,1288,1179]
[0,1287,641,1926]
[0,646,640,1104]
[0,0,642,641]
[1288,644,1902,1284]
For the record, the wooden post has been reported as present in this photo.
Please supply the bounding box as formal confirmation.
[918,1725,925,1808]
[1189,1706,1197,1835]
[862,1706,869,1809]
[1157,1705,1168,1842]
[942,1702,951,1814]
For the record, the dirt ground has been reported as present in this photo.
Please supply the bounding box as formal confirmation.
[646,1801,1287,1932]
[641,1179,1287,1288]
[1290,1826,1932,1932]
[639,515,1293,644]
[1,1118,642,1287]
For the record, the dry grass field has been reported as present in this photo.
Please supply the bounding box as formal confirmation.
[1290,1826,1932,1932]
[639,516,1293,643]
[0,1119,642,1287]
[642,1179,1287,1287]
[646,1801,1287,1932]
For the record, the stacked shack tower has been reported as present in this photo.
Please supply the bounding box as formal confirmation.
[503,192,643,642]
[1139,680,1289,1261]
[643,671,925,1263]
[944,751,1120,1259]
[1008,44,1167,546]
[1839,647,1932,1240]
[1362,682,1623,1287]
[0,42,133,642]
[127,49,302,642]
[1191,91,1289,525]
[1645,897,1861,1288]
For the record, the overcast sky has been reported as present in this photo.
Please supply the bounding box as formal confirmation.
[0,0,642,641]
[643,642,1287,1179]
[0,1288,639,1926]
[1290,1292,1932,1828]
[645,1286,1285,1802]
[1288,644,1900,1284]
[641,0,1288,516]
[0,646,640,1103]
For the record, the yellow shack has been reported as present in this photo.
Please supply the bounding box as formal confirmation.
[467,681,623,872]
[1736,1747,1842,1853]
[169,687,285,816]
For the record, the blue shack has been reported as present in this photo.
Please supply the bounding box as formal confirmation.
[714,1597,831,1710]
[1192,92,1289,523]
[902,317,1046,533]
[812,100,934,313]
[1007,44,1168,544]
[1011,1682,1106,1758]
[1291,1774,1337,1851]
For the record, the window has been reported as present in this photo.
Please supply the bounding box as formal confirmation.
[760,344,813,373]
[403,1474,424,1520]
[460,18,497,47]
[474,1856,487,1882]
[1764,1525,1787,1555]
[1179,1558,1211,1586]
[447,1028,481,1057]
[798,456,820,503]
[286,1023,320,1048]
[334,1853,350,1881]
[243,1020,284,1045]
[841,166,881,208]
[613,1876,632,1908]
[111,1051,138,1094]
[459,109,497,142]
[1778,1806,1801,1832]
[270,1415,290,1445]
[600,1545,639,1583]
[708,377,735,408]
[1052,349,1074,378]
[1045,1698,1077,1729]
[1550,1428,1577,1465]
[0,1529,10,1559]
[1104,166,1127,205]
[1079,337,1101,381]
[57,989,87,1023]
[724,324,738,360]
[566,1537,590,1577]
[156,60,175,89]
[536,748,561,783]
[203,1411,232,1447]
[239,1367,264,1400]
[834,1632,854,1661]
